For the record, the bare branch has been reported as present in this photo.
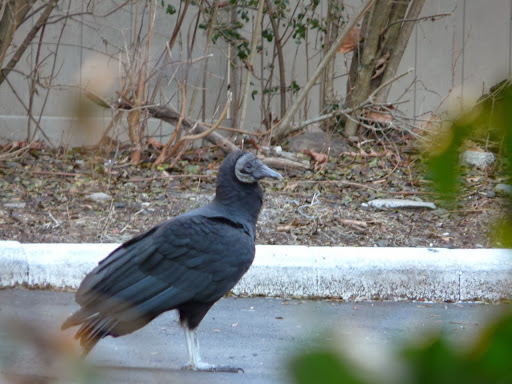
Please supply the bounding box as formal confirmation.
[0,0,57,86]
[239,0,266,131]
[272,0,377,140]
[169,91,233,161]
[380,12,452,36]
[3,76,53,146]
[289,69,413,131]
[86,91,239,154]
[258,156,310,170]
[155,83,187,165]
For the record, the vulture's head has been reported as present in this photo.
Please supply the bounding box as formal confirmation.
[233,152,282,183]
[217,151,282,186]
[215,151,282,220]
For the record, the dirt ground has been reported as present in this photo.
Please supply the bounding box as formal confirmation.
[0,143,506,248]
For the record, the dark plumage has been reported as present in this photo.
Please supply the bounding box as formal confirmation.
[61,151,281,371]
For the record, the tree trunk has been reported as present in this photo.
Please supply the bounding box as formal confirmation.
[0,0,56,86]
[344,0,393,137]
[344,0,426,137]
[375,0,425,103]
[0,0,37,68]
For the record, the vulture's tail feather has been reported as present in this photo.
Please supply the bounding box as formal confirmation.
[74,315,118,357]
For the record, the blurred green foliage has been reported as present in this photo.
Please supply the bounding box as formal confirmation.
[291,82,512,384]
[428,80,512,247]
[290,312,512,384]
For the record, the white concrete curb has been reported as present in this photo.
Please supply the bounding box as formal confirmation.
[1,241,511,302]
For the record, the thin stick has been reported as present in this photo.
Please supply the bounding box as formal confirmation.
[0,141,41,160]
[293,179,379,191]
[30,170,82,177]
[238,0,266,131]
[125,175,212,183]
[381,12,452,36]
[201,123,259,136]
[388,190,434,195]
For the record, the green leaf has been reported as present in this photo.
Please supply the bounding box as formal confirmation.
[262,28,274,42]
[166,4,176,14]
[290,350,366,384]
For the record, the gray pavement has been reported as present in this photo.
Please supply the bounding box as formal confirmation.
[1,289,510,384]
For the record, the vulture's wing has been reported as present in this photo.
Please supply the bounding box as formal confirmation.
[73,214,255,323]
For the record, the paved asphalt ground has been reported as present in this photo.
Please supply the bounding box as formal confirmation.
[1,289,510,384]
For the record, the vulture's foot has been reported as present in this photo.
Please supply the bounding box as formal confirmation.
[182,362,244,373]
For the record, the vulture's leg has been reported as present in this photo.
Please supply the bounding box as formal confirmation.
[182,327,243,373]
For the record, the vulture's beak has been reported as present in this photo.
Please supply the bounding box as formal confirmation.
[254,160,282,180]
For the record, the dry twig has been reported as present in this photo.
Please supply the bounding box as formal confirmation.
[259,156,310,171]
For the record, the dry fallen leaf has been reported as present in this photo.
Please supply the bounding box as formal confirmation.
[277,225,294,232]
[303,149,328,164]
[283,181,299,191]
[364,110,392,123]
[339,219,367,228]
[371,52,390,79]
[147,137,163,149]
[337,27,361,54]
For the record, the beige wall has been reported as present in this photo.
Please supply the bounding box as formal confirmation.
[0,0,511,146]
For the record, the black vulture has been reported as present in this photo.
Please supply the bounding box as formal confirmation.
[61,151,282,372]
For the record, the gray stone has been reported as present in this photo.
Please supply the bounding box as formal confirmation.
[288,131,349,156]
[365,199,436,210]
[86,192,113,202]
[461,150,495,168]
[3,202,26,209]
[495,183,512,195]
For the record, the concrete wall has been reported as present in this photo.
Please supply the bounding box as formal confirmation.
[0,0,511,147]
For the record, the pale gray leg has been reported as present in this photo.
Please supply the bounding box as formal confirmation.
[182,327,243,373]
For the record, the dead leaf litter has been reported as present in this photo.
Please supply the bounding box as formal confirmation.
[0,145,504,248]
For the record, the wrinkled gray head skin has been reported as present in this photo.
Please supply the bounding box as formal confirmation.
[234,153,282,184]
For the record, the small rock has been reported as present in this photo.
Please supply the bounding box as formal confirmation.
[115,202,125,209]
[3,202,26,209]
[288,131,349,156]
[495,183,512,195]
[461,150,495,168]
[86,192,112,202]
[366,199,436,210]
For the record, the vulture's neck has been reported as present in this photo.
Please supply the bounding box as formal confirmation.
[213,180,263,226]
